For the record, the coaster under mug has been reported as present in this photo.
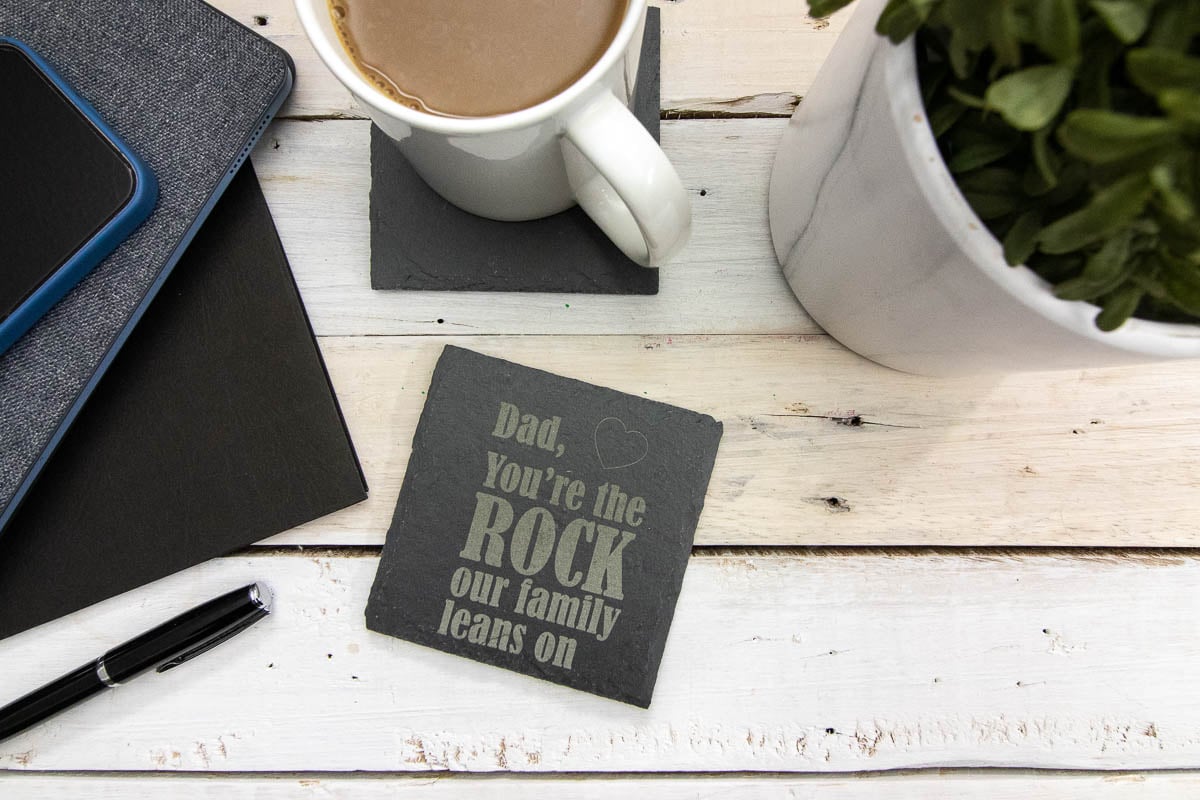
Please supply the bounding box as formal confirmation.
[369,8,662,295]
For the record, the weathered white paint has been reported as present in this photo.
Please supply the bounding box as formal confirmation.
[250,118,812,337]
[211,0,850,118]
[1,551,1198,772]
[2,771,1197,799]
[262,334,1200,548]
[8,3,1196,792]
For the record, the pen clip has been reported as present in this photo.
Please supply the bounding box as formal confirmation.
[155,608,269,673]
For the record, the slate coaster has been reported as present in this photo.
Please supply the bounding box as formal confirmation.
[366,346,722,707]
[369,8,661,294]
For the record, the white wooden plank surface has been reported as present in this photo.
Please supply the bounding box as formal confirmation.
[242,72,1200,550]
[269,335,1200,547]
[3,771,1198,799]
[251,118,814,337]
[7,0,1196,789]
[2,550,1199,773]
[211,0,850,119]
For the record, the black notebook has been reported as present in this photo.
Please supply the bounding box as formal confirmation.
[0,165,367,640]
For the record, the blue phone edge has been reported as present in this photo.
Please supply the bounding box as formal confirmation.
[0,36,160,355]
[0,35,296,535]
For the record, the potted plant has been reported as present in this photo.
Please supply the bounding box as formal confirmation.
[769,0,1200,374]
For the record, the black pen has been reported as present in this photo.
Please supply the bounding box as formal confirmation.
[0,583,271,742]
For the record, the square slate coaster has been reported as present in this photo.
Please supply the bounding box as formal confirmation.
[369,8,661,294]
[366,346,722,707]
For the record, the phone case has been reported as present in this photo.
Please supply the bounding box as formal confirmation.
[0,37,158,356]
[0,0,295,534]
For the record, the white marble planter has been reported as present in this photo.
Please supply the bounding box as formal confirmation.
[768,0,1200,375]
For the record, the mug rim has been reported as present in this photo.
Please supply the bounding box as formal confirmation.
[294,0,648,135]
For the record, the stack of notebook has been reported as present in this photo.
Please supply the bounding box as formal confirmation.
[0,1,367,639]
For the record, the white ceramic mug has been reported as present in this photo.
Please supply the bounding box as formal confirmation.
[294,0,691,267]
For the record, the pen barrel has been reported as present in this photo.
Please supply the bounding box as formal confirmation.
[0,660,106,742]
[102,584,266,683]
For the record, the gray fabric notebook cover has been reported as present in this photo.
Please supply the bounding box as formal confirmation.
[0,1,292,528]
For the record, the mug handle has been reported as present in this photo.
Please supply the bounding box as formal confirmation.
[561,92,692,267]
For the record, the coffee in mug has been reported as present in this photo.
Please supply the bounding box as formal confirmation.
[328,0,628,118]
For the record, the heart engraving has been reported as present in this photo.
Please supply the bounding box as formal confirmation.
[593,417,649,470]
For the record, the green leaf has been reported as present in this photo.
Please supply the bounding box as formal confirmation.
[930,100,968,136]
[807,0,856,18]
[1031,125,1061,189]
[947,31,976,79]
[1089,0,1151,44]
[985,1,1023,69]
[1129,263,1170,301]
[1095,284,1145,331]
[876,0,937,43]
[947,85,988,109]
[1146,0,1200,51]
[949,140,1018,172]
[1023,166,1056,196]
[1053,228,1137,299]
[957,167,1026,219]
[940,0,991,51]
[1075,24,1125,107]
[1043,161,1091,207]
[985,64,1074,131]
[1158,89,1200,126]
[1027,252,1088,284]
[1057,110,1181,164]
[1038,173,1154,253]
[1003,210,1043,265]
[1085,227,1138,282]
[1158,250,1200,315]
[1157,209,1200,254]
[1126,49,1200,94]
[944,119,1020,172]
[1029,0,1081,63]
[1150,164,1198,221]
[935,1,989,77]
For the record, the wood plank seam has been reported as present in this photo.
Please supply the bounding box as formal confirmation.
[235,545,1200,564]
[1,768,1196,778]
[276,101,804,123]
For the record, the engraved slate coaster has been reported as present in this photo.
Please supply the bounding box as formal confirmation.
[368,9,661,294]
[366,346,722,707]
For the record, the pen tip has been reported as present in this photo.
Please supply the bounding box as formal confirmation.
[250,582,273,613]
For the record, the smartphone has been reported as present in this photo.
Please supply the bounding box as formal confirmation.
[0,38,157,355]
